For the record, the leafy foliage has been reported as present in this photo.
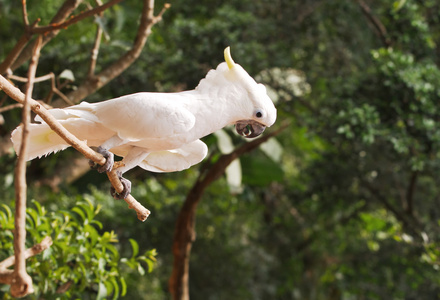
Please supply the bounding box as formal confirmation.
[0,199,156,299]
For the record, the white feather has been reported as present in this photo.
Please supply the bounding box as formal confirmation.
[11,50,277,175]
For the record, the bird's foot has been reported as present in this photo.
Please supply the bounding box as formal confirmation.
[89,146,114,173]
[110,171,132,200]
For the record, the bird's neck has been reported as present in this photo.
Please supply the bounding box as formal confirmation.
[179,89,247,138]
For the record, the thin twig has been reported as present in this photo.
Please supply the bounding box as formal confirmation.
[0,20,40,75]
[0,236,53,271]
[88,0,104,78]
[31,0,123,34]
[0,236,53,285]
[21,0,30,27]
[8,73,74,105]
[0,103,23,113]
[9,73,54,83]
[88,25,103,78]
[52,86,75,106]
[2,0,116,74]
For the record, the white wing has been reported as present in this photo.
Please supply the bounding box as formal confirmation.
[139,139,208,172]
[87,93,196,141]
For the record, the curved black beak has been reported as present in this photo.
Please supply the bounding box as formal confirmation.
[235,120,266,138]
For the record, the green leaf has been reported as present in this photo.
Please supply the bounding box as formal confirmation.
[91,219,103,230]
[137,264,145,276]
[96,282,107,300]
[106,244,120,260]
[259,137,283,163]
[104,279,114,298]
[120,277,127,296]
[31,200,45,217]
[71,207,86,223]
[129,238,139,258]
[110,277,120,300]
[241,156,284,186]
[27,208,40,228]
[214,129,234,154]
[59,69,75,81]
[77,200,95,222]
[84,224,99,246]
[1,204,13,221]
[225,159,242,194]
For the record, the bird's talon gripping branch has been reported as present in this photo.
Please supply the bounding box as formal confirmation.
[90,146,114,173]
[110,172,131,200]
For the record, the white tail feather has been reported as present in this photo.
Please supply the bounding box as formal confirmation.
[11,123,70,161]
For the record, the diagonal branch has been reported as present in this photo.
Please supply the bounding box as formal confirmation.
[8,72,75,105]
[0,20,39,76]
[0,103,23,113]
[0,74,150,221]
[0,236,53,285]
[169,122,289,300]
[31,0,123,35]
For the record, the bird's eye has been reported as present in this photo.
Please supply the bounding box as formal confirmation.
[255,110,263,118]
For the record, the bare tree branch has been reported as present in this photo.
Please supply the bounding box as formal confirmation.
[0,236,53,272]
[0,236,53,285]
[2,0,117,75]
[10,34,42,299]
[0,103,23,113]
[87,0,104,78]
[169,122,289,300]
[31,0,123,35]
[63,0,171,104]
[8,72,74,105]
[10,0,84,72]
[0,20,39,75]
[21,0,30,27]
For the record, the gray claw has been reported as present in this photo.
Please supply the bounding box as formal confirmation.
[110,172,131,200]
[89,146,114,173]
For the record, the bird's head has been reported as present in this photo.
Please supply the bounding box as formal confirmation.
[197,47,277,138]
[222,47,277,138]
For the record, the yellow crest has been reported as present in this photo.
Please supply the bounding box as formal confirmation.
[224,47,235,69]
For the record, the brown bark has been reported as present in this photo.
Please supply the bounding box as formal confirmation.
[10,35,42,299]
[169,123,288,300]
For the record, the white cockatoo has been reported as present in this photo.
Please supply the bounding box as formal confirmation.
[11,47,277,199]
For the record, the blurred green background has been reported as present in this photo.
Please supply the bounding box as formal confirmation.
[1,0,440,299]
